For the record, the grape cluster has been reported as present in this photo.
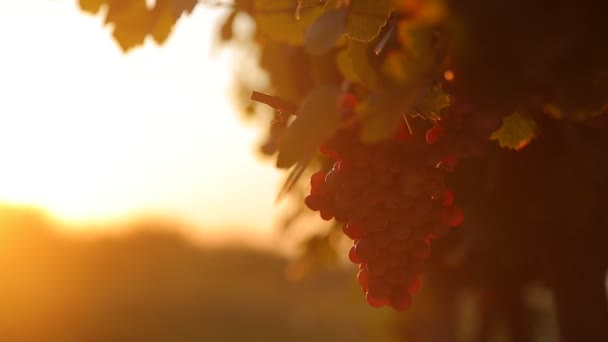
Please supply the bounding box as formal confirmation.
[305,96,464,311]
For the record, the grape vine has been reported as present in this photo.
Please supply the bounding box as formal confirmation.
[78,0,608,338]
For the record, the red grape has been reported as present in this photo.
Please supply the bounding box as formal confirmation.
[304,116,465,311]
[426,125,445,144]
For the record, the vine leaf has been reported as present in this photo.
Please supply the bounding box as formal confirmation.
[78,0,198,52]
[253,0,324,45]
[413,86,451,119]
[277,85,343,168]
[304,7,348,55]
[219,10,238,42]
[106,0,151,51]
[167,0,198,18]
[490,111,537,150]
[151,1,177,44]
[382,20,434,85]
[150,0,197,44]
[259,43,302,104]
[357,91,413,143]
[337,40,381,89]
[336,49,362,83]
[346,0,393,42]
[357,94,402,143]
[79,0,105,13]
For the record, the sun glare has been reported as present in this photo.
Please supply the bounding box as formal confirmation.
[0,1,282,236]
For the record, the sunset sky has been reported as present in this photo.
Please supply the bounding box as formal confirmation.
[0,0,285,242]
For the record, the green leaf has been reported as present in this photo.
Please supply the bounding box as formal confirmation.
[346,0,392,42]
[304,7,348,55]
[490,111,537,150]
[382,21,434,85]
[413,86,451,119]
[341,40,381,89]
[254,0,324,45]
[259,42,303,104]
[356,93,402,143]
[356,86,424,143]
[336,48,362,83]
[277,85,343,168]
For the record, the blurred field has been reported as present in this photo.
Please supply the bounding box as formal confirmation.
[0,205,395,342]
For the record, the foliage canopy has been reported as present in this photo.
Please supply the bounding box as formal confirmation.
[78,0,608,340]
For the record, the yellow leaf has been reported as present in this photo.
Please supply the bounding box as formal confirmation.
[108,0,152,52]
[254,0,324,45]
[356,93,402,143]
[151,0,197,45]
[304,7,348,55]
[168,0,198,19]
[104,0,137,25]
[413,86,451,119]
[490,111,537,150]
[346,0,392,42]
[151,0,178,44]
[81,0,192,52]
[79,0,106,14]
[382,21,434,85]
[259,42,303,103]
[357,88,423,143]
[382,51,409,82]
[336,49,363,83]
[344,40,381,89]
[277,85,342,168]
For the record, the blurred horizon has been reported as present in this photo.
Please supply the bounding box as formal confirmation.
[0,203,396,342]
[0,0,285,246]
[0,201,279,251]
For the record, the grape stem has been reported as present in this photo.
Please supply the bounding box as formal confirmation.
[402,113,414,135]
[250,91,298,115]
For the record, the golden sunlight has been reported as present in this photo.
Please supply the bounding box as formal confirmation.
[0,1,281,239]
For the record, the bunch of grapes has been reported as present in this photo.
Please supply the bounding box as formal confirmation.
[305,94,464,311]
